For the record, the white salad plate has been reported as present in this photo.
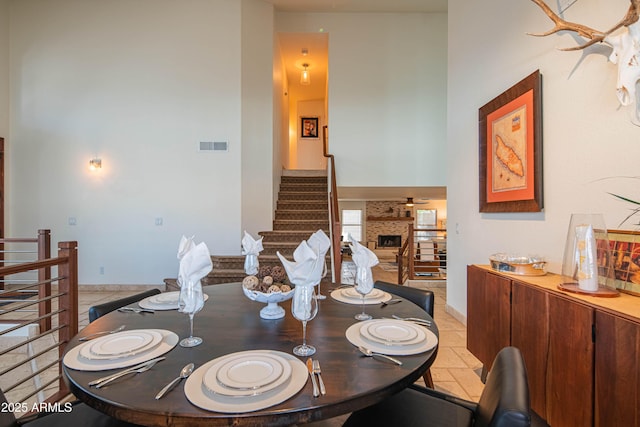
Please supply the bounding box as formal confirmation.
[80,330,163,360]
[138,291,209,310]
[185,350,306,413]
[330,288,391,305]
[361,319,423,345]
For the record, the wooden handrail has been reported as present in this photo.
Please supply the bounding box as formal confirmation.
[0,240,78,411]
[323,125,342,284]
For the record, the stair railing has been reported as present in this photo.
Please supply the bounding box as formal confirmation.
[398,223,447,281]
[323,125,342,284]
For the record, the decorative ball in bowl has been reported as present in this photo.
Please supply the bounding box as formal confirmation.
[242,274,294,319]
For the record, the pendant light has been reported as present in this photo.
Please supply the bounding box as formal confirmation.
[300,63,311,85]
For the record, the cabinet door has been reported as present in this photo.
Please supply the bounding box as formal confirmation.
[546,295,594,427]
[595,311,640,427]
[511,281,549,418]
[467,265,511,371]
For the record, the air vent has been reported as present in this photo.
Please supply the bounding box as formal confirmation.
[199,141,228,152]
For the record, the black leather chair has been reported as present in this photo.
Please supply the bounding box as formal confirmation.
[374,280,435,387]
[0,388,140,427]
[343,346,543,427]
[88,289,161,323]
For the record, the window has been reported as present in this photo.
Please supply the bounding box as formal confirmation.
[415,209,437,241]
[341,209,362,242]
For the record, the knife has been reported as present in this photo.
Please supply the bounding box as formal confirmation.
[306,358,320,397]
[88,357,166,386]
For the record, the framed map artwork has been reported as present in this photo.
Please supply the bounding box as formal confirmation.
[479,70,543,212]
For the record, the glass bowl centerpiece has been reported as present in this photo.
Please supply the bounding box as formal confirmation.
[241,265,293,319]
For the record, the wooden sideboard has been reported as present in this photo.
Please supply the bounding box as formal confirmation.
[467,265,640,427]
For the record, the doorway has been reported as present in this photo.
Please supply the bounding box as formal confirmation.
[276,33,328,170]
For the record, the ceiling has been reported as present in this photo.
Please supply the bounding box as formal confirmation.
[265,0,447,13]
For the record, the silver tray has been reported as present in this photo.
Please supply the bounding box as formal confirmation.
[489,254,546,276]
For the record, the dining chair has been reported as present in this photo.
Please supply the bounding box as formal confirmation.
[343,346,547,427]
[88,289,161,323]
[0,388,141,427]
[373,280,435,387]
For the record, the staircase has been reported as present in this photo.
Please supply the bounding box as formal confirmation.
[165,171,331,291]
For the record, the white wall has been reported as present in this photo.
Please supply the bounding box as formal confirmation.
[241,0,275,236]
[294,99,326,169]
[447,0,640,320]
[276,12,447,187]
[8,0,250,285]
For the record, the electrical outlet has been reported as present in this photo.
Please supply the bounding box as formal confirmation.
[99,267,104,275]
[155,218,163,226]
[68,217,77,226]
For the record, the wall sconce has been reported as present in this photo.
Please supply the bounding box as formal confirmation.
[89,158,102,170]
[300,63,311,85]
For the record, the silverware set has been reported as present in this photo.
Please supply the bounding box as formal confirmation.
[79,325,125,341]
[391,314,432,327]
[306,358,326,397]
[117,307,155,314]
[88,357,165,388]
[380,299,402,308]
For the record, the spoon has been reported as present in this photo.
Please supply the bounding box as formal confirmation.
[79,325,126,341]
[357,346,403,366]
[155,363,195,399]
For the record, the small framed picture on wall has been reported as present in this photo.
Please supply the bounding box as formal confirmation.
[300,117,319,139]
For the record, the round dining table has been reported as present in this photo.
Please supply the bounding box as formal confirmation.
[63,282,439,427]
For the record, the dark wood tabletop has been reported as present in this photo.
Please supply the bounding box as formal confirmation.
[63,283,439,427]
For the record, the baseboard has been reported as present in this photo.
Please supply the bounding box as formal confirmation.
[445,303,467,326]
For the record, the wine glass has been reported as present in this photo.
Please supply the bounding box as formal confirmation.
[291,286,319,356]
[178,280,204,347]
[354,285,372,321]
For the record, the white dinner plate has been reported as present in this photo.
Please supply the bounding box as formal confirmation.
[185,350,307,413]
[346,320,438,356]
[330,289,392,305]
[63,329,178,371]
[138,292,209,310]
[202,352,292,397]
[341,288,385,300]
[362,319,421,344]
[80,330,163,360]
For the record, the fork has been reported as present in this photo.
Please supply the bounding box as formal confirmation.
[312,359,326,395]
[94,359,161,388]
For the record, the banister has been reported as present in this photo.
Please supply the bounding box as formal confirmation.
[323,125,342,284]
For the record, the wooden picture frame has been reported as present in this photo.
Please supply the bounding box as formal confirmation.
[300,117,319,139]
[479,70,543,212]
[606,229,640,296]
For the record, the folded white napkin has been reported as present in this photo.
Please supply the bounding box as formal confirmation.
[177,235,195,260]
[349,234,379,295]
[276,230,330,287]
[241,231,263,275]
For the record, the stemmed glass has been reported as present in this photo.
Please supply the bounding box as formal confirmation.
[291,286,319,356]
[178,280,204,347]
[354,285,372,321]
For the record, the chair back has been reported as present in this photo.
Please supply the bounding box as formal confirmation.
[0,389,19,427]
[475,346,531,427]
[374,281,434,316]
[88,289,161,322]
